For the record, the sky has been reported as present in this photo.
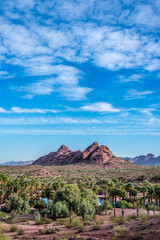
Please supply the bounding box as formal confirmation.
[0,0,160,162]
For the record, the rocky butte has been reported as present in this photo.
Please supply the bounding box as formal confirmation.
[33,142,132,168]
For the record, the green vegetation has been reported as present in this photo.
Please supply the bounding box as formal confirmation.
[0,165,160,239]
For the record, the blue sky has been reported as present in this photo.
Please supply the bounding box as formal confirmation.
[0,0,160,162]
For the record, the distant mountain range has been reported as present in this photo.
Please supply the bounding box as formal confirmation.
[0,160,34,166]
[0,147,159,167]
[122,153,160,166]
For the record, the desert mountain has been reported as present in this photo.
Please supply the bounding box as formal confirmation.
[123,153,160,166]
[0,160,34,166]
[33,142,132,168]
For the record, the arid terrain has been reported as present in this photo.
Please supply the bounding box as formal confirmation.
[0,163,160,240]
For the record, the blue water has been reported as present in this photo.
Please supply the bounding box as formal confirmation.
[30,197,103,206]
[98,198,104,206]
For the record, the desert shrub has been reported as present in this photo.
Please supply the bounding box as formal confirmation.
[22,236,32,240]
[38,228,45,234]
[127,214,138,221]
[110,216,126,225]
[56,218,66,225]
[36,217,52,225]
[17,218,29,223]
[65,217,84,231]
[139,213,147,222]
[10,225,18,232]
[54,227,60,232]
[17,227,25,235]
[6,218,15,224]
[132,233,143,239]
[0,211,8,220]
[114,225,129,237]
[34,211,41,223]
[91,218,104,231]
[0,235,10,240]
[116,200,133,209]
[0,223,5,234]
[38,227,60,235]
[45,227,56,234]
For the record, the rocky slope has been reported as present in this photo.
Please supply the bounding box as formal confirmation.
[123,153,160,166]
[33,142,132,168]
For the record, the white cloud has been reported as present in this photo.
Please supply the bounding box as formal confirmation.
[0,107,58,114]
[124,89,153,100]
[59,86,92,101]
[0,107,9,113]
[0,0,160,103]
[13,65,92,100]
[119,74,144,83]
[80,102,121,112]
[0,71,15,79]
[0,117,102,125]
[10,107,58,114]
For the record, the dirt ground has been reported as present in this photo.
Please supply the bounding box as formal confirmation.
[2,208,160,240]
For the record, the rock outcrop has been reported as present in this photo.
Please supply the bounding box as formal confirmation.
[33,142,132,167]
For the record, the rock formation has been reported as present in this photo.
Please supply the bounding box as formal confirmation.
[33,142,132,168]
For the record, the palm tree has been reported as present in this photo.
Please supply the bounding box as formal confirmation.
[0,190,4,203]
[125,182,134,200]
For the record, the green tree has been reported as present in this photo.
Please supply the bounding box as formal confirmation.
[79,201,95,220]
[101,200,113,215]
[2,194,30,214]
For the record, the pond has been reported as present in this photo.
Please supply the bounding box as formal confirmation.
[30,197,105,206]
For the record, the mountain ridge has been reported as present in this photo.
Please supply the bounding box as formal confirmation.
[123,153,160,166]
[32,142,132,168]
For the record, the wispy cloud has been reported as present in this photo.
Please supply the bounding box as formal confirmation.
[0,107,58,114]
[79,102,121,113]
[124,89,153,100]
[119,74,144,83]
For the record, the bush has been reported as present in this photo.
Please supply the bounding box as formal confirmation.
[0,235,10,240]
[79,201,95,220]
[38,228,45,234]
[38,227,60,235]
[54,227,60,232]
[34,211,41,223]
[114,225,129,237]
[6,218,15,224]
[22,236,32,240]
[91,218,104,231]
[139,213,147,222]
[0,212,8,220]
[45,228,56,234]
[10,225,18,232]
[132,233,143,240]
[17,227,25,235]
[116,200,133,209]
[110,216,126,225]
[65,217,84,231]
[127,214,138,221]
[17,218,29,223]
[2,194,30,215]
[36,217,52,225]
[0,223,5,234]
